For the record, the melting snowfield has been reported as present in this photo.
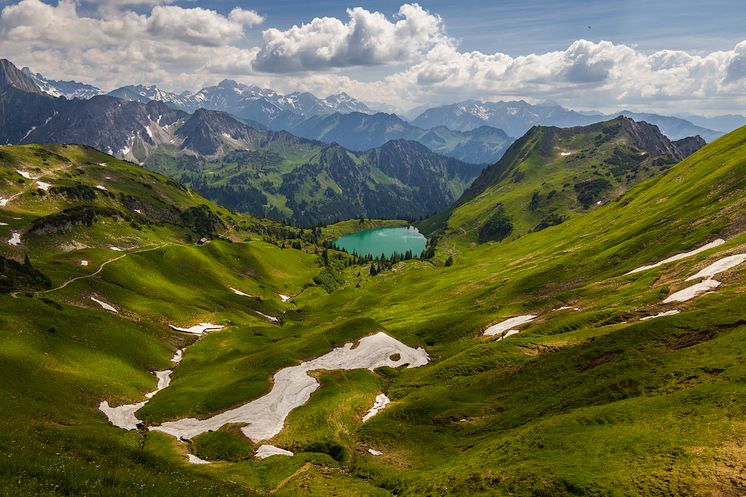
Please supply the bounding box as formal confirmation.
[483,315,536,337]
[90,296,118,313]
[362,393,391,422]
[99,351,182,430]
[255,445,293,459]
[661,252,746,303]
[255,311,279,323]
[641,310,680,321]
[626,239,725,275]
[686,254,746,281]
[169,323,224,335]
[664,279,721,303]
[152,332,429,442]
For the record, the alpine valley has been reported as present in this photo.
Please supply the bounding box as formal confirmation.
[2,12,746,497]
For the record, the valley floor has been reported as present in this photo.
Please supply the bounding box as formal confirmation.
[1,137,746,496]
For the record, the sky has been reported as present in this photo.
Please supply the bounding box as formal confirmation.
[1,0,745,115]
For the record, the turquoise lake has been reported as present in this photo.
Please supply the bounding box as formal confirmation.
[334,226,427,258]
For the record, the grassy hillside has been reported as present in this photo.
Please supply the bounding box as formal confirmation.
[1,125,745,497]
[421,116,688,240]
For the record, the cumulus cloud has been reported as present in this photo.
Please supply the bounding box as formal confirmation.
[146,6,263,46]
[253,3,451,72]
[0,1,745,115]
[0,0,262,90]
[358,39,746,113]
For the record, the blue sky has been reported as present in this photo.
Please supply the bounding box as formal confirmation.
[2,0,745,114]
[178,0,746,54]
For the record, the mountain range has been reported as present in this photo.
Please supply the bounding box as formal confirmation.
[1,59,481,225]
[20,64,741,148]
[420,116,702,239]
[411,99,724,142]
[287,111,513,164]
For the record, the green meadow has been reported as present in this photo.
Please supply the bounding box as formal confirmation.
[0,124,745,496]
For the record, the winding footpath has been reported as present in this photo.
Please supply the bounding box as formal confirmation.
[36,243,169,295]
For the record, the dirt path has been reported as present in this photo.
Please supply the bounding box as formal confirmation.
[270,463,313,494]
[37,243,169,295]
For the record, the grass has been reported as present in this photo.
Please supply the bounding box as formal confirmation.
[0,128,745,496]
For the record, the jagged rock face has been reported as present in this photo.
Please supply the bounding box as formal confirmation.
[25,98,186,160]
[107,85,198,110]
[619,117,685,160]
[0,59,44,94]
[176,109,264,155]
[673,136,707,157]
[21,67,102,100]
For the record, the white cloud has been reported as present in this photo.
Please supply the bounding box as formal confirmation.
[253,3,451,72]
[146,6,263,46]
[0,0,262,90]
[351,39,746,113]
[1,1,745,116]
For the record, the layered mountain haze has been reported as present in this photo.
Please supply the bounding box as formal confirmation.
[288,111,514,163]
[0,59,480,224]
[411,99,724,142]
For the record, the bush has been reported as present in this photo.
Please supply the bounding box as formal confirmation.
[0,255,51,293]
[574,179,611,208]
[478,205,513,243]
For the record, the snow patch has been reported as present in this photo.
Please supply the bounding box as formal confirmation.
[255,311,279,323]
[90,296,117,313]
[626,239,726,275]
[187,454,210,465]
[362,393,390,422]
[686,254,746,281]
[95,185,108,191]
[145,370,173,398]
[367,448,383,456]
[483,315,536,337]
[279,294,291,302]
[99,400,146,430]
[15,170,32,179]
[8,232,21,246]
[663,279,721,303]
[36,181,52,191]
[151,332,429,442]
[171,348,184,364]
[641,310,680,321]
[100,367,176,429]
[230,287,251,297]
[255,445,293,459]
[495,329,521,341]
[80,260,89,266]
[169,323,224,335]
